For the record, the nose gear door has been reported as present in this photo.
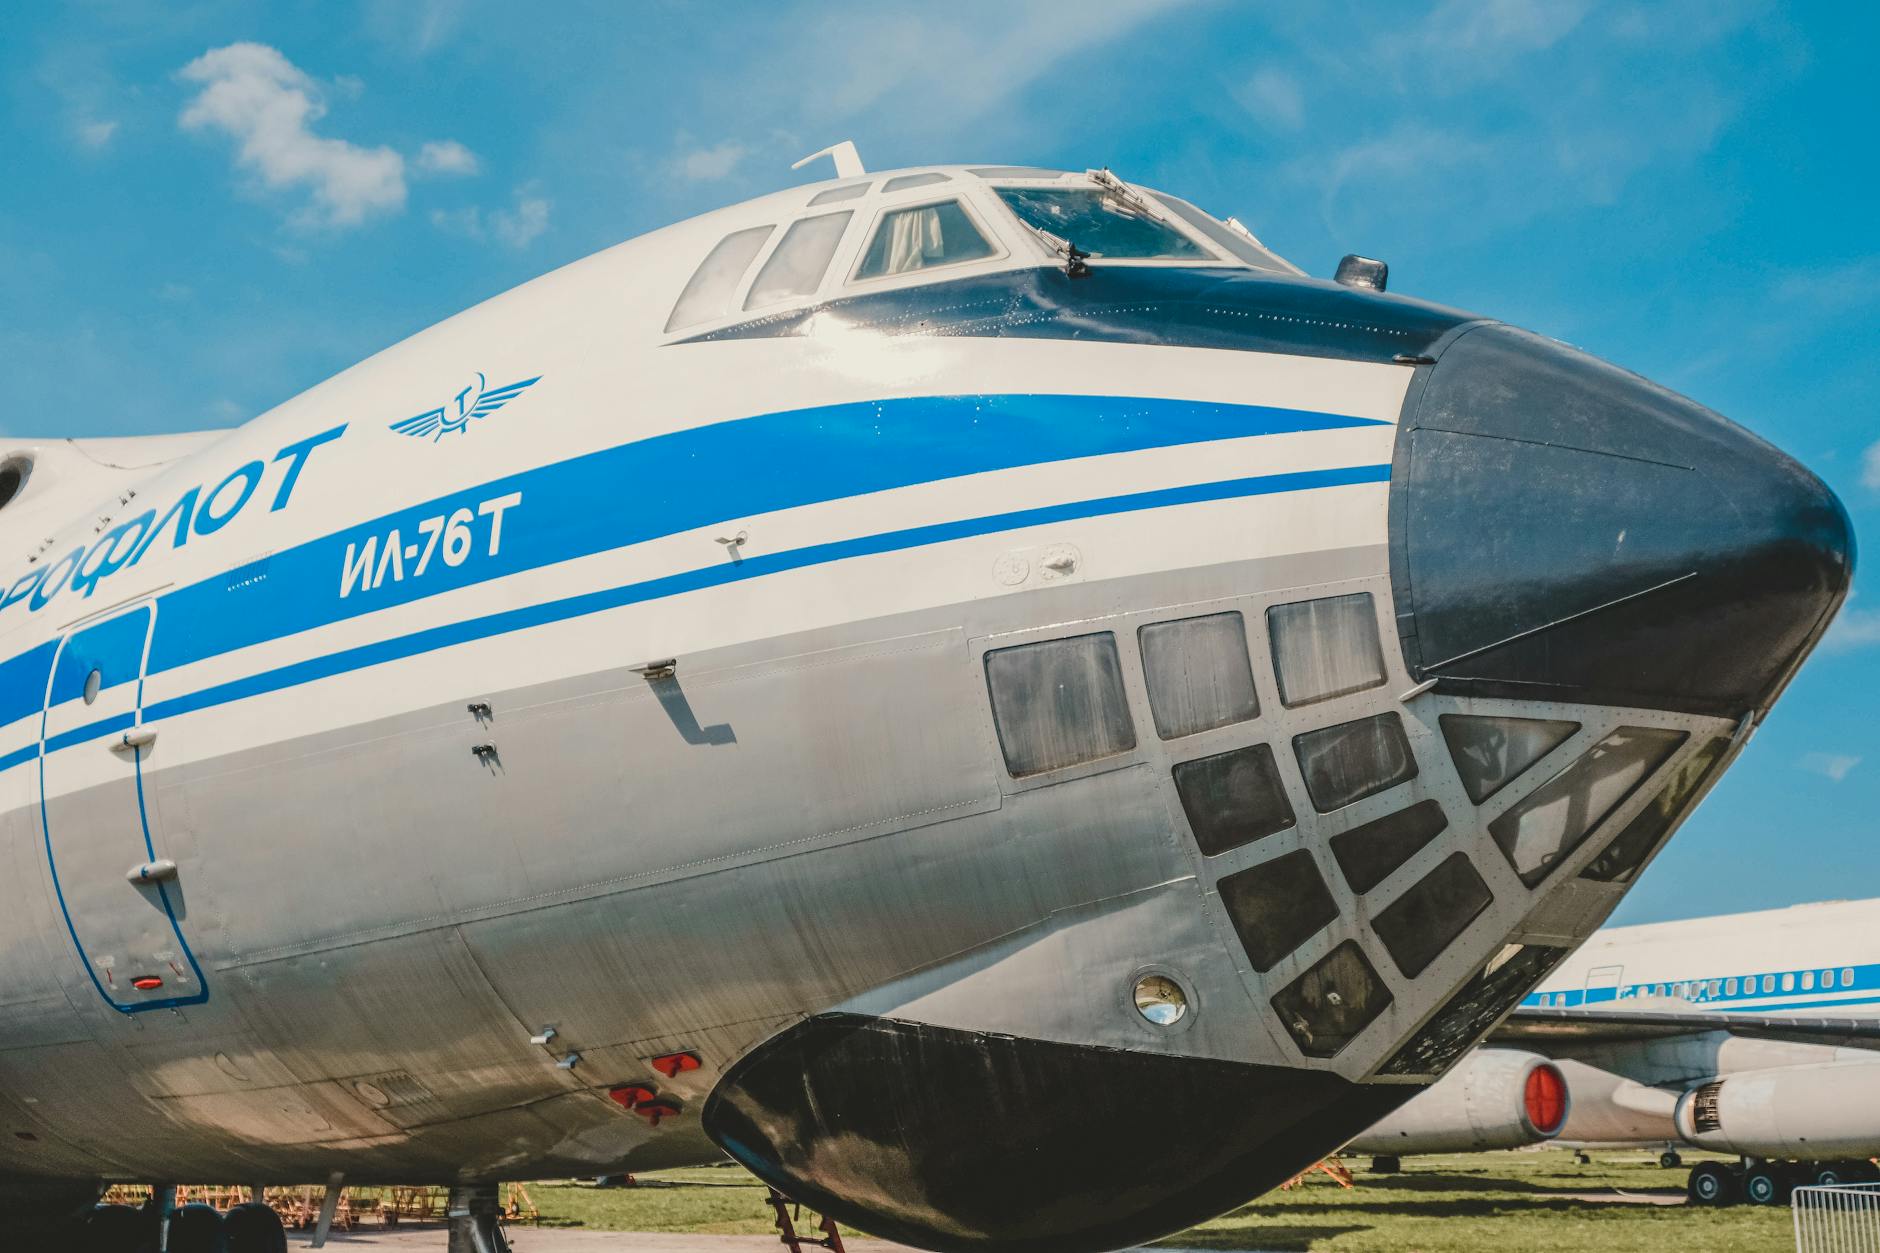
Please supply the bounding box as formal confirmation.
[39,602,208,1012]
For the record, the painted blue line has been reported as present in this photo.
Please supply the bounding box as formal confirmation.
[133,463,1390,733]
[0,392,1384,736]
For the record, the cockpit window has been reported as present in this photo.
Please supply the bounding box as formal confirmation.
[665,224,774,332]
[1149,192,1289,272]
[745,211,852,310]
[855,199,996,280]
[882,172,950,192]
[995,186,1208,260]
[808,182,871,205]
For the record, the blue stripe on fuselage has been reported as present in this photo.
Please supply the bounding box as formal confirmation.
[0,392,1390,765]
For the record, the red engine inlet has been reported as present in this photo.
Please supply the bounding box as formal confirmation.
[1525,1062,1568,1137]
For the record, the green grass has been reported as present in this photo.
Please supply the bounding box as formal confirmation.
[526,1150,1791,1252]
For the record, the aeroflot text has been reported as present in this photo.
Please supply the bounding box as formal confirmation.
[0,425,347,621]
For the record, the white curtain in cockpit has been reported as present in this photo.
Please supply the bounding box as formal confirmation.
[885,208,943,274]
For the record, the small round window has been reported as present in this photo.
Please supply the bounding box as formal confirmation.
[82,669,102,705]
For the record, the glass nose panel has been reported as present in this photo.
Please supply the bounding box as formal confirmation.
[1139,612,1258,740]
[1173,743,1294,855]
[1580,736,1730,883]
[1267,592,1387,708]
[1216,849,1337,971]
[1439,714,1580,804]
[1271,941,1393,1059]
[1488,727,1688,886]
[1294,712,1417,812]
[1328,799,1449,894]
[1372,852,1493,979]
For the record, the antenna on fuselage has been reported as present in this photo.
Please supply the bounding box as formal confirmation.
[792,140,865,179]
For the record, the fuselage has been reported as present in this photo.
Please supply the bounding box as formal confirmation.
[0,164,1851,1252]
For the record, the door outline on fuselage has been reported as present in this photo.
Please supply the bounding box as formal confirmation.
[1584,963,1625,1004]
[38,599,210,1014]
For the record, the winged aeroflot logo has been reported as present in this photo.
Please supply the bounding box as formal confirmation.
[387,373,542,441]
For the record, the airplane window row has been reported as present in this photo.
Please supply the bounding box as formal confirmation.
[1552,965,1863,1005]
[984,593,1395,784]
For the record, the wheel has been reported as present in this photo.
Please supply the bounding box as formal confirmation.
[222,1201,287,1253]
[1810,1160,1875,1187]
[1660,1149,1683,1168]
[1687,1161,1738,1206]
[1743,1163,1790,1206]
[166,1202,228,1253]
[1370,1155,1401,1174]
[79,1203,157,1253]
[1575,1151,1591,1164]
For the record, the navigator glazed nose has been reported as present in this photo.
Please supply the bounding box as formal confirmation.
[1388,323,1854,717]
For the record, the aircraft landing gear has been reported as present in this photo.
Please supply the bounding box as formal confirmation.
[1687,1161,1738,1206]
[77,1203,154,1253]
[1369,1155,1401,1174]
[1743,1161,1792,1206]
[447,1183,512,1253]
[1659,1149,1683,1168]
[1574,1150,1591,1164]
[166,1202,227,1253]
[222,1200,287,1253]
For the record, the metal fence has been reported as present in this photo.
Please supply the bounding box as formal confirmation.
[1795,1183,1880,1253]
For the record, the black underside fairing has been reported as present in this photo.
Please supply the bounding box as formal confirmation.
[1389,323,1854,718]
[702,1013,1410,1253]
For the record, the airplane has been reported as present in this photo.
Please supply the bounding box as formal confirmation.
[0,146,1852,1253]
[1348,897,1880,1206]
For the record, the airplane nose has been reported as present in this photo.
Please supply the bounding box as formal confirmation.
[1391,323,1854,717]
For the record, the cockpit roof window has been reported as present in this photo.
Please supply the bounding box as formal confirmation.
[745,211,853,310]
[855,199,997,280]
[808,182,871,205]
[665,223,775,333]
[971,166,1067,179]
[882,172,950,192]
[1149,192,1289,273]
[994,186,1208,260]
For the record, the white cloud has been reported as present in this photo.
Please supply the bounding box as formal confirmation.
[677,140,748,182]
[178,43,406,228]
[1800,752,1861,782]
[1862,439,1880,491]
[431,185,550,248]
[417,139,480,176]
[77,120,118,150]
[762,1,1178,136]
[1238,69,1305,131]
[1421,0,1591,60]
[493,192,550,247]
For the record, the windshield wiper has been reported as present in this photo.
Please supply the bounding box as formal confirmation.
[1024,225,1093,278]
[1087,167,1158,218]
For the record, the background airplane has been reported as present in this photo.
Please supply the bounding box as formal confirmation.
[1349,897,1880,1205]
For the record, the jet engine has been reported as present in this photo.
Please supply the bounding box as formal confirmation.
[1674,1059,1880,1159]
[1347,1048,1568,1155]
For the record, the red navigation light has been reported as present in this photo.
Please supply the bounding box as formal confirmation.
[1525,1062,1568,1136]
[650,1051,701,1079]
[132,977,163,991]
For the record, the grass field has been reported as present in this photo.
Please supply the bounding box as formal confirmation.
[525,1150,1792,1253]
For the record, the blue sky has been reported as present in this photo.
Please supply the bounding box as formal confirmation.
[2,1,1875,924]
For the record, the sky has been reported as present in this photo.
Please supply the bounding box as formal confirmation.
[1,0,1876,926]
